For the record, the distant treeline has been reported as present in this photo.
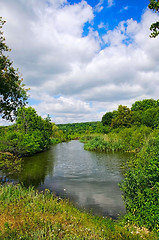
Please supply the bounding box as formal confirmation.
[57,121,106,137]
[57,99,159,139]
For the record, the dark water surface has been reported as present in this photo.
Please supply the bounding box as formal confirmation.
[3,141,131,218]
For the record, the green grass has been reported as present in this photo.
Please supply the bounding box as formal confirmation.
[0,184,158,239]
[83,126,154,153]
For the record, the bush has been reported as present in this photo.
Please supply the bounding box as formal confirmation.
[119,137,159,231]
[0,107,53,156]
[84,126,153,153]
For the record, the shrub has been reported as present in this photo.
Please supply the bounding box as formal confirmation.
[119,137,159,231]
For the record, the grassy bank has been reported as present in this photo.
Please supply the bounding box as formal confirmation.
[0,184,158,240]
[83,126,157,153]
[82,127,159,233]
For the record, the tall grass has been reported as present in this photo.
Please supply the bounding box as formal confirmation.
[84,126,153,153]
[0,184,158,239]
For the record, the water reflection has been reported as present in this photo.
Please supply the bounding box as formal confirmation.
[16,149,56,187]
[38,141,130,218]
[1,140,131,218]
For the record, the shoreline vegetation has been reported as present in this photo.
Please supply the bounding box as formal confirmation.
[0,184,158,240]
[0,98,159,238]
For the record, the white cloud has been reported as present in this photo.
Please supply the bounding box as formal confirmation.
[0,118,12,126]
[98,22,109,30]
[1,0,159,124]
[33,95,98,124]
[119,6,128,13]
[94,0,104,13]
[107,0,114,8]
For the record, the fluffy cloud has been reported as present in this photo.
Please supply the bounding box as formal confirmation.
[1,0,159,124]
[33,95,98,123]
[0,118,11,126]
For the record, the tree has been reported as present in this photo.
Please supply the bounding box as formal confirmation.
[0,17,28,121]
[149,0,159,38]
[131,99,159,111]
[142,107,159,128]
[15,107,53,155]
[111,105,133,128]
[102,112,113,126]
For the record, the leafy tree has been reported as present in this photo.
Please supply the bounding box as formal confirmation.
[142,107,159,128]
[0,17,28,121]
[16,107,53,153]
[131,99,159,128]
[131,99,159,111]
[0,107,53,156]
[149,0,159,37]
[111,105,133,128]
[102,112,114,126]
[131,111,143,126]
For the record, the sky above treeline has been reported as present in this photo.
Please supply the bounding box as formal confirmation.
[1,0,159,124]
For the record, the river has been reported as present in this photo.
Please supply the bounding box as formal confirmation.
[1,140,131,219]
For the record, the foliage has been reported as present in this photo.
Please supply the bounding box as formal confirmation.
[119,136,159,231]
[149,0,159,38]
[131,99,159,111]
[111,105,133,128]
[102,111,116,126]
[57,121,109,140]
[0,184,158,239]
[0,17,28,121]
[84,126,153,153]
[131,99,159,128]
[101,99,159,130]
[80,135,95,143]
[114,126,152,152]
[0,153,22,174]
[141,107,159,128]
[51,123,67,142]
[0,107,54,156]
[84,136,123,152]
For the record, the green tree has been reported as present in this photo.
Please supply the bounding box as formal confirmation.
[102,112,114,126]
[131,111,142,126]
[0,17,28,121]
[131,99,159,111]
[142,107,159,128]
[149,0,159,37]
[111,105,133,128]
[14,107,53,155]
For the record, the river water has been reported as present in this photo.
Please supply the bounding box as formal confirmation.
[2,140,131,218]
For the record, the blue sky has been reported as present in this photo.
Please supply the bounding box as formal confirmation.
[72,0,150,30]
[0,0,159,125]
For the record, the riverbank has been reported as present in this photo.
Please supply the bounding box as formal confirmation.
[82,126,155,153]
[82,128,159,232]
[0,184,158,240]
